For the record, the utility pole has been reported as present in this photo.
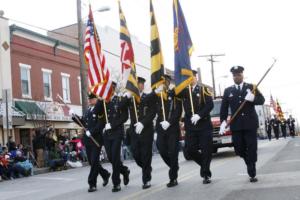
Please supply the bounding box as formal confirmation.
[77,0,88,114]
[198,54,225,98]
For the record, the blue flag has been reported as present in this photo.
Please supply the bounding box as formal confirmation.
[173,0,194,95]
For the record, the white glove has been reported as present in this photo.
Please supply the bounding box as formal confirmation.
[69,109,75,116]
[123,92,132,98]
[85,130,91,137]
[155,85,164,94]
[219,121,229,135]
[134,122,144,134]
[160,121,170,130]
[105,123,111,131]
[245,89,255,102]
[191,114,201,125]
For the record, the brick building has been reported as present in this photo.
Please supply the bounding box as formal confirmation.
[0,17,83,147]
[0,16,151,148]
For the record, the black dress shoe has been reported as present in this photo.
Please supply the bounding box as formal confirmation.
[88,186,97,192]
[103,173,111,187]
[142,181,151,189]
[167,180,178,188]
[203,177,211,184]
[123,169,130,186]
[112,185,121,192]
[250,177,258,183]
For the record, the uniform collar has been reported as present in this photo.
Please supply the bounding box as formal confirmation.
[111,94,116,100]
[192,84,198,91]
[234,82,244,90]
[89,106,94,111]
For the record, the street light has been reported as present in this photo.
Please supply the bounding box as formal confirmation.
[77,0,110,114]
[96,6,110,12]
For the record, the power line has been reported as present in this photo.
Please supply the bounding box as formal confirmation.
[198,54,225,98]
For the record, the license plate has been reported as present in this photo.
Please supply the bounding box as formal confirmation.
[222,137,232,144]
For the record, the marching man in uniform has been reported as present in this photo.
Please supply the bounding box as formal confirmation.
[124,77,156,189]
[271,115,280,140]
[102,81,130,192]
[287,115,296,137]
[153,75,182,187]
[265,118,272,141]
[219,66,265,182]
[70,93,111,192]
[180,70,214,184]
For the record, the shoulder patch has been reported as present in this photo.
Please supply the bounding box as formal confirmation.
[175,97,182,101]
[203,87,213,96]
[98,114,104,119]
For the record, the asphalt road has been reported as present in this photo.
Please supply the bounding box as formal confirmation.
[1,137,300,200]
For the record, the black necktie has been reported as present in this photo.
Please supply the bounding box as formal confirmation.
[238,85,241,91]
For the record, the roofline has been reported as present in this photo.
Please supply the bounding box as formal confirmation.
[9,24,78,51]
[50,23,78,32]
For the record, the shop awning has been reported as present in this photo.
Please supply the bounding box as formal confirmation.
[15,101,45,119]
[0,103,25,126]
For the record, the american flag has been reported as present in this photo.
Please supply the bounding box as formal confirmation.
[84,5,113,101]
[270,95,277,112]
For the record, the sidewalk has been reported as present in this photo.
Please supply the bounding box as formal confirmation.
[32,161,90,175]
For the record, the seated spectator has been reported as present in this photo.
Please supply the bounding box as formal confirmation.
[48,145,66,171]
[68,138,86,162]
[17,144,29,159]
[0,147,13,180]
[11,150,33,178]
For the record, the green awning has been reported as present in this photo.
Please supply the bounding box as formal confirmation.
[15,101,45,116]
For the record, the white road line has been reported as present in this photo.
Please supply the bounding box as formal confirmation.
[276,159,300,163]
[32,177,74,181]
[119,158,233,200]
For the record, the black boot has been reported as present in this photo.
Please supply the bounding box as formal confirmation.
[142,181,151,189]
[203,177,211,184]
[167,179,178,188]
[88,186,97,192]
[250,177,258,183]
[123,169,130,186]
[103,173,111,187]
[112,185,121,192]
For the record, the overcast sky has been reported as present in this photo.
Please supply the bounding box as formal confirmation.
[1,0,300,120]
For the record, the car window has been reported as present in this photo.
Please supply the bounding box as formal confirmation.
[211,99,231,117]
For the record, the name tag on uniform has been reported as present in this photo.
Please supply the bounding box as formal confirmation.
[229,93,233,97]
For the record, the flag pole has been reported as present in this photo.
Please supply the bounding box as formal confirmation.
[103,101,109,123]
[56,94,100,148]
[188,85,195,115]
[96,67,109,125]
[132,96,139,123]
[160,91,166,121]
